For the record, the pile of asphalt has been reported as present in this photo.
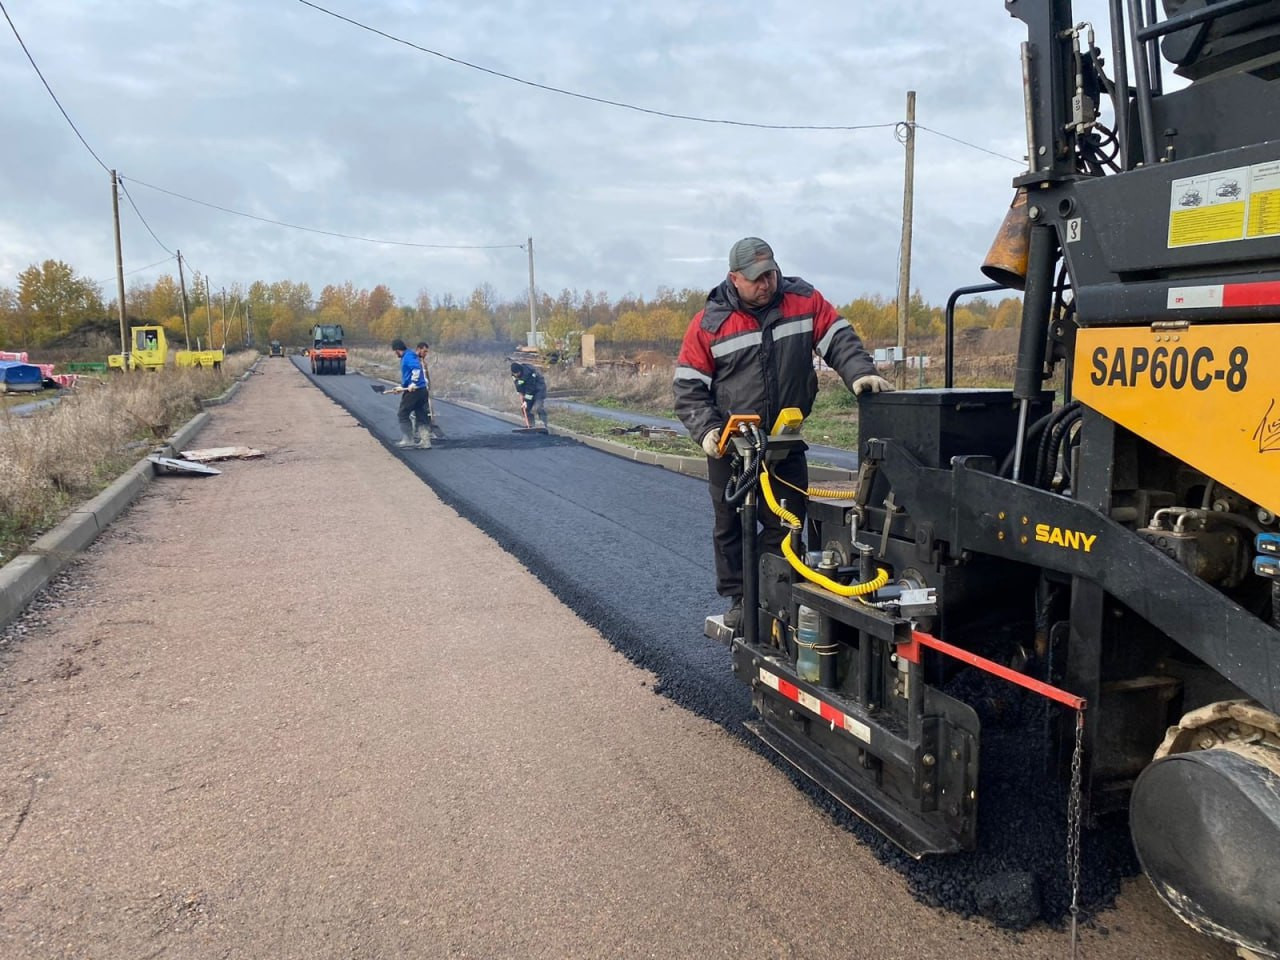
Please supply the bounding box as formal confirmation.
[334,385,1141,930]
[421,434,578,451]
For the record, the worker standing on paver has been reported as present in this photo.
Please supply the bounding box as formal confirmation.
[673,237,892,634]
[510,361,549,429]
[391,338,430,448]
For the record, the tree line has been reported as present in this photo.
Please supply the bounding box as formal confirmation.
[0,259,1022,355]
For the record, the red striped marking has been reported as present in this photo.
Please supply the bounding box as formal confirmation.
[758,668,871,743]
[1222,280,1280,308]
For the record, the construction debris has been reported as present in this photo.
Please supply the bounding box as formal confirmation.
[608,424,681,440]
[148,455,221,476]
[179,446,264,462]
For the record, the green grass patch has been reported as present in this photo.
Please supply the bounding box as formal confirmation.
[552,410,701,456]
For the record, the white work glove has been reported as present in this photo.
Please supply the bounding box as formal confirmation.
[852,374,895,396]
[701,428,722,459]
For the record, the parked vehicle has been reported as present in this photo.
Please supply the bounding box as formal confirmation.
[107,325,223,371]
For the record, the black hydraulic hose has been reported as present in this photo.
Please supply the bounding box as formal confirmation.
[1039,407,1083,489]
[723,434,763,507]
[1033,401,1081,487]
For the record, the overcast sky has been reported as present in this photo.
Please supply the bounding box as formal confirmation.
[0,0,1118,310]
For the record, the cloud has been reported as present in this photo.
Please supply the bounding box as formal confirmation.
[0,0,1069,311]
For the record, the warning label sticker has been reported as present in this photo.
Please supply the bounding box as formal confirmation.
[1246,161,1280,240]
[1169,161,1280,248]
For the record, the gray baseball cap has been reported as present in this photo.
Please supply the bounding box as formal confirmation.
[728,237,779,281]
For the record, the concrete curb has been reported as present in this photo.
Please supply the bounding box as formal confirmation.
[200,356,261,407]
[446,397,854,483]
[0,408,213,633]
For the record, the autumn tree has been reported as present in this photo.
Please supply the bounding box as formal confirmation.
[841,295,896,345]
[362,285,396,333]
[0,286,18,349]
[318,282,366,340]
[434,293,469,345]
[464,284,498,342]
[249,280,313,346]
[14,260,105,346]
[991,297,1023,329]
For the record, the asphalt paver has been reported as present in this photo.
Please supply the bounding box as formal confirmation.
[0,359,1228,959]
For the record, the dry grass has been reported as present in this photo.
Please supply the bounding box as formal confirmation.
[0,353,255,564]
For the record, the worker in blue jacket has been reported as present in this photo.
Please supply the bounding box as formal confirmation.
[391,338,430,448]
[510,361,548,428]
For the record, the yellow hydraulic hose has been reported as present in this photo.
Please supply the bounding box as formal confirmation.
[765,470,859,502]
[807,483,858,499]
[759,470,889,598]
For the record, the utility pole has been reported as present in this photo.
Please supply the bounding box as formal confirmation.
[176,250,192,349]
[894,90,917,390]
[111,170,129,363]
[204,275,213,350]
[220,287,227,349]
[526,236,537,347]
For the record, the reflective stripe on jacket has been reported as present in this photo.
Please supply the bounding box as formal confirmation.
[512,363,546,398]
[673,275,876,445]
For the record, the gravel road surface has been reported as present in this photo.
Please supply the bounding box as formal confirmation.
[0,359,1228,959]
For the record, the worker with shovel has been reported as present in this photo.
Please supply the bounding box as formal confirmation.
[415,342,445,440]
[390,339,430,448]
[510,361,548,430]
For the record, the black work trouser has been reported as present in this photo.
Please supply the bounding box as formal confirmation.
[707,449,808,599]
[398,390,428,431]
[523,387,548,426]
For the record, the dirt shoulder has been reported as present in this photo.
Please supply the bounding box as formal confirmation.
[0,360,1226,959]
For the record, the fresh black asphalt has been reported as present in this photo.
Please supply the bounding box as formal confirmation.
[302,359,1139,929]
[546,398,860,470]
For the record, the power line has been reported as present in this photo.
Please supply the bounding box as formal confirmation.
[96,255,176,289]
[0,0,108,173]
[3,1,519,257]
[120,175,525,249]
[119,181,175,256]
[296,0,900,133]
[298,0,1025,164]
[916,125,1022,165]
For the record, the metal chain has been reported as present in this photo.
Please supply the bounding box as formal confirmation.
[1066,709,1085,959]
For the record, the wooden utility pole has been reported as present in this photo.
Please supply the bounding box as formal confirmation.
[110,170,129,362]
[176,250,192,349]
[204,276,213,350]
[895,91,917,390]
[526,236,537,346]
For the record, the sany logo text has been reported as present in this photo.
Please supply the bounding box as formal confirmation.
[1034,523,1097,553]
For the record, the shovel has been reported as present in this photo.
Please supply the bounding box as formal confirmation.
[427,396,446,439]
[512,398,547,434]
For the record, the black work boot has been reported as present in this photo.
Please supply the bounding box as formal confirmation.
[723,597,744,634]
